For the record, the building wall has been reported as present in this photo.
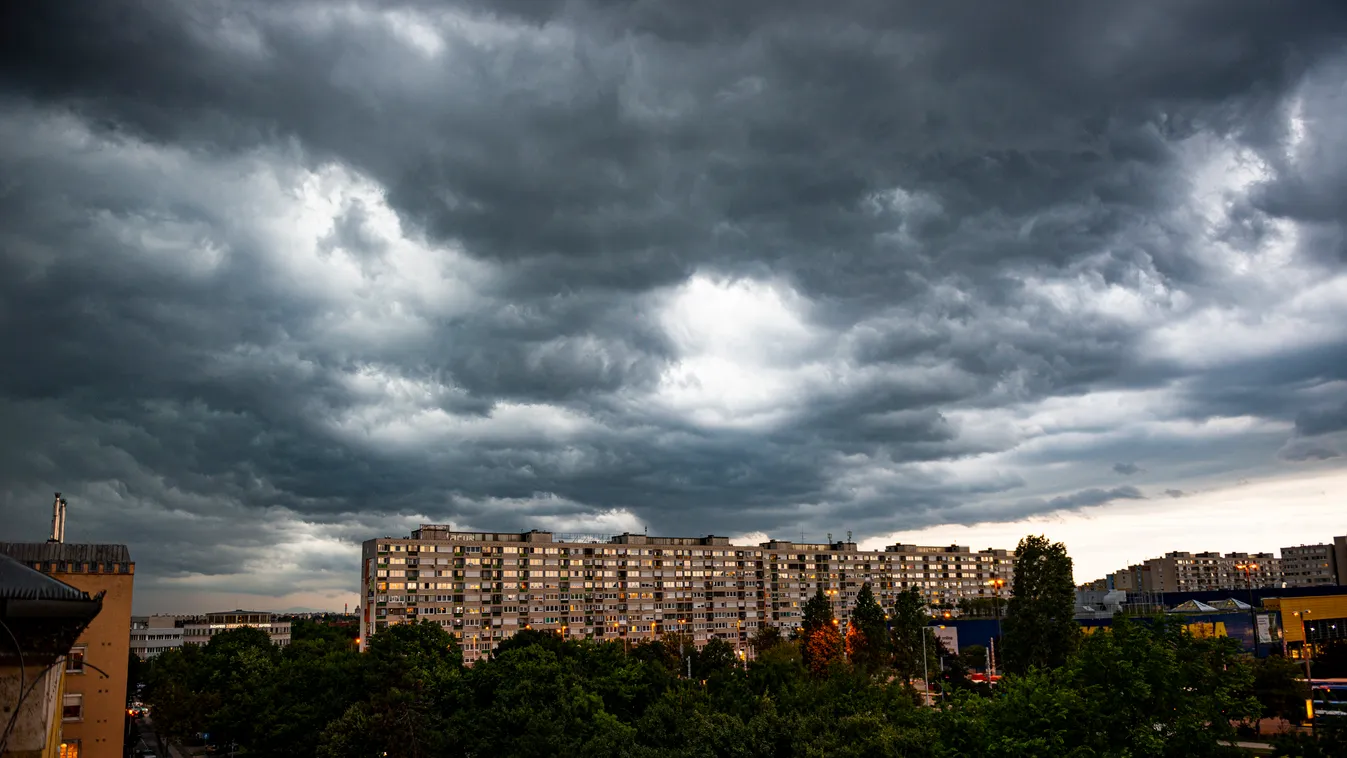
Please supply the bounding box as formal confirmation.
[51,567,134,758]
[359,528,1015,663]
[1281,544,1338,588]
[178,612,292,649]
[0,663,65,758]
[1143,551,1280,593]
[1334,536,1347,587]
[129,616,185,660]
[1265,593,1347,644]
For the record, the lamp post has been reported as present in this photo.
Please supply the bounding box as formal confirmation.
[989,575,1005,632]
[1234,561,1260,657]
[921,626,937,707]
[1294,610,1314,733]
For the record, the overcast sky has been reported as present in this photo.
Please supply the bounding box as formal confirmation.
[3,1,1346,614]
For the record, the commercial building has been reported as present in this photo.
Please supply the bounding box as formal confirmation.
[128,616,185,660]
[360,526,1015,663]
[129,611,292,660]
[1,552,104,758]
[181,611,292,648]
[0,542,134,758]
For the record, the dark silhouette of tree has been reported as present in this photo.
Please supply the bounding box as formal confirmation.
[846,583,888,673]
[749,625,786,655]
[801,587,842,677]
[888,587,929,684]
[1002,535,1078,674]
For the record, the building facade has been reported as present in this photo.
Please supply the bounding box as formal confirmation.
[180,610,292,648]
[0,543,134,758]
[1280,543,1339,588]
[128,616,186,660]
[0,553,104,758]
[360,527,1014,663]
[1141,551,1280,593]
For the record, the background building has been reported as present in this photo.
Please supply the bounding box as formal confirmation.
[129,616,186,660]
[0,542,134,758]
[181,611,291,648]
[360,526,1015,663]
[1281,543,1339,588]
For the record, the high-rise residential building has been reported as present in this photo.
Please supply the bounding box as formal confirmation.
[1,542,134,758]
[360,526,1015,663]
[1280,543,1339,588]
[1141,551,1280,593]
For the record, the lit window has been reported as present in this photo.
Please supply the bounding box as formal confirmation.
[67,646,86,674]
[59,739,81,757]
[63,693,83,721]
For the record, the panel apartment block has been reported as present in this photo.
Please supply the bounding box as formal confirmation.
[1280,543,1340,588]
[1142,551,1280,593]
[360,527,1014,663]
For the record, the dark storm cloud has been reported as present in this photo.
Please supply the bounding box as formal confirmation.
[1295,401,1347,438]
[2,0,1346,604]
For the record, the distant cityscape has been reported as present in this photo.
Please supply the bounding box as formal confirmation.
[1080,534,1347,594]
[3,492,1346,757]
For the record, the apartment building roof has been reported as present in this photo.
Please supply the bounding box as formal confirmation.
[0,552,92,602]
[0,542,132,564]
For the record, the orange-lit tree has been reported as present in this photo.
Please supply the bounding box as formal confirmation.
[846,583,889,673]
[802,586,842,677]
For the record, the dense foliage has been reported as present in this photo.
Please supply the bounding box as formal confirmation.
[1001,534,1079,674]
[141,612,1304,757]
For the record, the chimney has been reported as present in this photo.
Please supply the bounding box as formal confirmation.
[50,492,67,543]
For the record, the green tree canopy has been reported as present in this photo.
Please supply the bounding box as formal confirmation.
[801,587,842,677]
[1002,534,1079,674]
[889,587,929,684]
[846,582,889,673]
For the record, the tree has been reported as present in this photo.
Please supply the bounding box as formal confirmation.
[126,649,146,705]
[889,587,929,684]
[801,587,842,677]
[846,583,889,673]
[956,597,1000,618]
[695,638,739,679]
[1251,654,1311,725]
[1001,535,1078,674]
[957,644,987,673]
[749,625,786,656]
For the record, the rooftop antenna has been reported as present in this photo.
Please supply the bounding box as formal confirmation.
[49,492,67,543]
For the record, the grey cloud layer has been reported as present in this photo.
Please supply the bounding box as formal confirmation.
[2,0,1346,600]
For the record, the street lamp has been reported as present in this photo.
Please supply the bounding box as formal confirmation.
[1234,562,1260,657]
[1294,610,1314,732]
[920,626,939,707]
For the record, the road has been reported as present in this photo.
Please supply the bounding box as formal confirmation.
[134,716,188,758]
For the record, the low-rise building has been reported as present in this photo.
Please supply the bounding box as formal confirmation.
[181,610,292,648]
[129,616,186,660]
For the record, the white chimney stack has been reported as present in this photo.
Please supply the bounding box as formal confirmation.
[50,492,67,543]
